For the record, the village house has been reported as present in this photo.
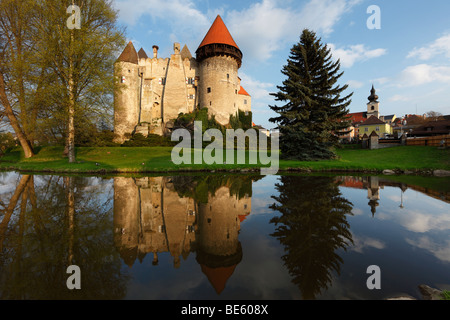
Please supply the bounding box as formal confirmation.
[359,115,393,138]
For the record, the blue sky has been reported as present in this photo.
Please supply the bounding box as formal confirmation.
[113,0,450,129]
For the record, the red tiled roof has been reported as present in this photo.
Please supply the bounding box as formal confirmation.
[238,86,250,96]
[347,112,367,124]
[198,15,240,50]
[361,115,385,126]
[117,41,138,64]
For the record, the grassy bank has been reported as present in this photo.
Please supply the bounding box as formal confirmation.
[0,145,449,174]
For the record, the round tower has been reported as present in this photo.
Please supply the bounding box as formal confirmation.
[114,41,140,143]
[196,15,242,126]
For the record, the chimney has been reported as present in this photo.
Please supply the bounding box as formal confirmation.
[152,45,159,58]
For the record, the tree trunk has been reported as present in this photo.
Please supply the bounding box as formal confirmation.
[67,30,76,163]
[0,71,34,158]
[65,176,75,265]
[0,175,31,252]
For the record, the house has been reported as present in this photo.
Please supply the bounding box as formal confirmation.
[380,114,396,125]
[410,120,450,137]
[359,115,392,138]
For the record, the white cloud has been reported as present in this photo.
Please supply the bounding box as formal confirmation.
[239,72,274,100]
[389,94,410,102]
[114,0,210,40]
[407,33,450,60]
[397,64,450,87]
[227,0,362,62]
[114,0,362,62]
[329,44,387,68]
[347,80,364,89]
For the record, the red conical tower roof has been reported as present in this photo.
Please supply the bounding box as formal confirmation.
[198,15,239,50]
[117,41,139,64]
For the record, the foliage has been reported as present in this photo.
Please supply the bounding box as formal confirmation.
[0,0,126,160]
[269,29,352,161]
[121,133,176,147]
[0,132,17,153]
[230,110,252,130]
[442,290,450,300]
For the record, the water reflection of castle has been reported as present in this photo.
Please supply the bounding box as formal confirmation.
[338,175,450,215]
[113,176,252,294]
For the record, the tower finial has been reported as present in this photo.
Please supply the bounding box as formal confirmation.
[368,85,378,102]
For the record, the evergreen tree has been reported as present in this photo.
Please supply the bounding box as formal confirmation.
[269,29,352,160]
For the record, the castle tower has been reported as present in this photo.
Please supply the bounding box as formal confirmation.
[114,41,140,143]
[367,85,380,119]
[196,15,243,126]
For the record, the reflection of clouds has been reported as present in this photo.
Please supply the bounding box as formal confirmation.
[379,209,450,233]
[0,172,20,195]
[351,208,363,216]
[406,236,450,263]
[386,194,401,202]
[350,233,385,253]
[376,188,450,233]
[250,197,273,212]
[233,234,300,299]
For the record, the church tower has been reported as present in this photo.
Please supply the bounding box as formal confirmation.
[196,15,243,126]
[367,85,380,119]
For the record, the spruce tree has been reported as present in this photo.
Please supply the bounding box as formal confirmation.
[269,29,352,160]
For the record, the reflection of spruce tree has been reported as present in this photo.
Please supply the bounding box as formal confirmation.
[270,176,354,300]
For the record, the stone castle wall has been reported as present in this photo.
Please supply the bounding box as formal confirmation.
[197,55,239,126]
[114,43,251,143]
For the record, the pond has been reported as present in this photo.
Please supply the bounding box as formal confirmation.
[0,171,449,300]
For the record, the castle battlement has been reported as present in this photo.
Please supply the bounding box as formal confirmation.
[113,15,252,143]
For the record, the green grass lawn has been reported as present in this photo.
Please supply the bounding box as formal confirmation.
[0,145,449,174]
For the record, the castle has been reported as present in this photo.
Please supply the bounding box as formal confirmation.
[114,15,252,143]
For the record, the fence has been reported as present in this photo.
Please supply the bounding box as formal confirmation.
[406,134,450,147]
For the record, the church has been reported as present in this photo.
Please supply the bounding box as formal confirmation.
[341,85,396,141]
[113,15,252,143]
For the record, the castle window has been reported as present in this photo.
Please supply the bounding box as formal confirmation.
[159,78,166,85]
[365,127,369,132]
[227,74,229,80]
[371,106,375,110]
[244,99,248,105]
[210,101,212,106]
[376,126,380,131]
[235,90,238,94]
[207,87,211,93]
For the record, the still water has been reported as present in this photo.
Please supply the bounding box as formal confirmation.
[0,172,449,300]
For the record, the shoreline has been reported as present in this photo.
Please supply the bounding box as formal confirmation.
[1,165,449,177]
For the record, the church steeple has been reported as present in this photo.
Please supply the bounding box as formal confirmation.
[368,84,379,102]
[367,85,380,119]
